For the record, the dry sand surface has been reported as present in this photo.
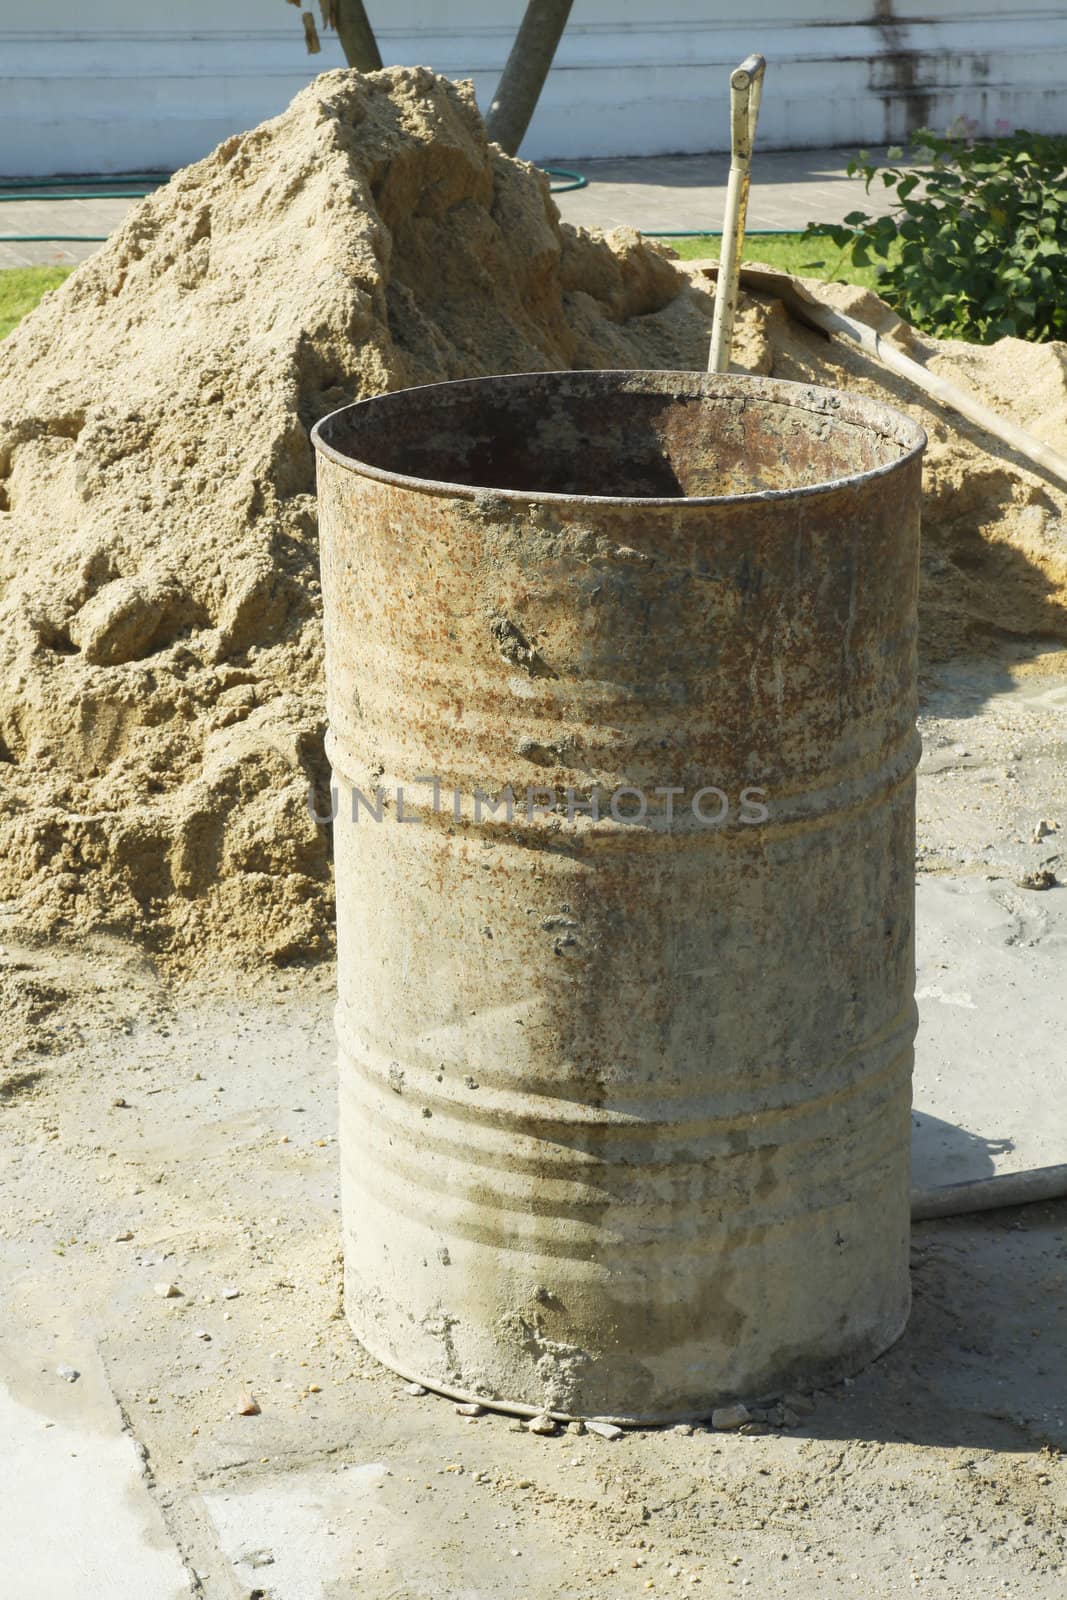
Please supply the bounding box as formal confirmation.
[1,65,1066,1599]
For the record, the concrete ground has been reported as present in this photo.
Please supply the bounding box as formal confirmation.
[551,148,895,235]
[0,193,139,268]
[1,644,1065,1598]
[0,148,895,268]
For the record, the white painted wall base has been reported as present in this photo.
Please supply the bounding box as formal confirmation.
[1,3,1065,177]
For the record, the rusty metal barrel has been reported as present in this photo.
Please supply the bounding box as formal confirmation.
[312,371,926,1423]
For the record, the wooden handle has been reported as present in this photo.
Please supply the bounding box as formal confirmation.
[714,262,1067,490]
[802,298,1067,490]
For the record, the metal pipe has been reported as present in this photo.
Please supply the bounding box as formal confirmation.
[911,1163,1067,1222]
[707,53,766,374]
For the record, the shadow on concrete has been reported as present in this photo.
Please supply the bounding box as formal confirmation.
[910,1108,1013,1190]
[790,1196,1067,1453]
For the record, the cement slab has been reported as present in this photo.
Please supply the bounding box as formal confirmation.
[0,1348,192,1599]
[913,876,1067,1190]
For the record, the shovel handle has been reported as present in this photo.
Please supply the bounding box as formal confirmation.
[729,53,765,161]
[707,53,766,373]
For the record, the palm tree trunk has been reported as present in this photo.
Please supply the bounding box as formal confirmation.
[485,0,574,157]
[331,0,383,72]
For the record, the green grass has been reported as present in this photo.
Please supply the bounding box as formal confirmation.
[0,265,72,339]
[652,231,896,292]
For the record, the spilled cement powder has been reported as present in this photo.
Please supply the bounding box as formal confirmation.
[0,67,1065,966]
[0,68,710,964]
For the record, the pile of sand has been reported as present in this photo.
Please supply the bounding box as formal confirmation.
[0,66,1064,967]
[0,68,710,964]
[716,273,1067,663]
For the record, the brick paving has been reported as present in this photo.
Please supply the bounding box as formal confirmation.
[551,146,893,234]
[0,195,138,268]
[0,147,892,269]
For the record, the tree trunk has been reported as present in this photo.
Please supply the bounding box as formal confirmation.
[485,0,574,156]
[332,0,383,73]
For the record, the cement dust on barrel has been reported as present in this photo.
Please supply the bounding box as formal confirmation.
[314,367,926,1423]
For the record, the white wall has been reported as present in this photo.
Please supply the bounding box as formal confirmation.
[1,2,1065,176]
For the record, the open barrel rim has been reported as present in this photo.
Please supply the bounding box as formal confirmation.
[311,368,927,509]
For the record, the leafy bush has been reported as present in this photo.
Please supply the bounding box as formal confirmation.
[817,124,1067,344]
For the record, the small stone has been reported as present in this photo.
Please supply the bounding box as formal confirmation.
[780,1407,801,1428]
[112,1096,129,1108]
[1018,868,1057,890]
[112,1229,134,1242]
[307,1383,322,1394]
[154,1281,180,1298]
[222,1287,240,1300]
[567,1419,586,1435]
[404,1383,428,1397]
[712,1403,750,1431]
[672,1423,695,1436]
[527,1413,558,1435]
[455,1401,485,1416]
[55,1365,79,1383]
[236,1393,260,1416]
[1032,819,1057,842]
[586,1419,624,1440]
[195,1330,211,1341]
[782,1391,816,1415]
[739,1421,771,1436]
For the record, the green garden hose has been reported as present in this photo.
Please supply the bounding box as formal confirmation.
[543,166,587,193]
[0,172,166,186]
[0,158,828,251]
[0,172,159,240]
[0,192,152,203]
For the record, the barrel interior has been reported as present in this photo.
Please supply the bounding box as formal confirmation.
[317,373,918,500]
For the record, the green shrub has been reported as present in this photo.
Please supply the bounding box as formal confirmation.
[816,124,1067,344]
